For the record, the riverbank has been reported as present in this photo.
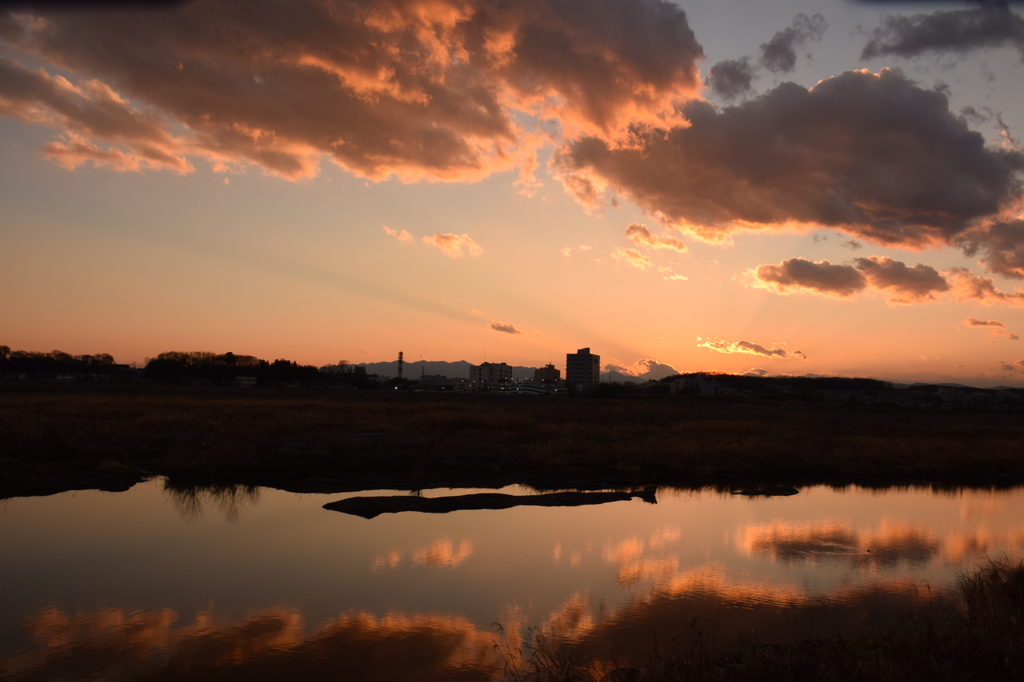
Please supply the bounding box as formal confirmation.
[3,384,1024,499]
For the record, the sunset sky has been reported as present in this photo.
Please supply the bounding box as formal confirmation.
[2,0,1024,385]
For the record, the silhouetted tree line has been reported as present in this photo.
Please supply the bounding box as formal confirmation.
[144,351,371,387]
[661,372,890,394]
[0,346,128,378]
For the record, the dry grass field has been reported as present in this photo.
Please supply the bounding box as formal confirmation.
[2,384,1023,498]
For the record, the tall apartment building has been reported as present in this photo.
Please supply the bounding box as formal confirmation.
[565,348,599,395]
[533,363,560,383]
[470,361,512,384]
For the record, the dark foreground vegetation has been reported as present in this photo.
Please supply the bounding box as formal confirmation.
[2,382,1024,499]
[500,560,1024,681]
[0,347,372,388]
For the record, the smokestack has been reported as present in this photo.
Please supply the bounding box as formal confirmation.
[398,351,404,380]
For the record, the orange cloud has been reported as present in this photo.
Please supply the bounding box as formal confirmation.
[412,537,475,568]
[560,244,593,258]
[0,59,192,173]
[625,223,687,252]
[382,225,413,242]
[612,247,651,270]
[423,232,484,258]
[948,268,1024,308]
[603,358,679,379]
[1,0,705,182]
[698,339,806,360]
[3,604,503,682]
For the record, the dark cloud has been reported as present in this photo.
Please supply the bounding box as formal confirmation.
[489,321,521,335]
[556,69,1024,249]
[960,220,1024,280]
[854,528,940,569]
[760,13,828,73]
[747,522,950,569]
[487,0,704,135]
[852,255,949,303]
[748,525,860,565]
[751,256,954,305]
[0,11,23,42]
[0,0,704,180]
[751,258,867,298]
[965,317,1006,328]
[705,57,756,100]
[0,57,190,172]
[861,7,1024,61]
[705,14,827,101]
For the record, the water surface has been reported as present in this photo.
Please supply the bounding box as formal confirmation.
[2,480,1022,680]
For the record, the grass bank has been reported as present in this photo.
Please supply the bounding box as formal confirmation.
[3,384,1024,498]
[500,560,1024,681]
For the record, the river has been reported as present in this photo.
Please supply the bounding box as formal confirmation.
[2,480,1022,680]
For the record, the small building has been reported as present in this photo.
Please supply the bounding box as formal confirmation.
[565,348,600,395]
[517,380,567,395]
[671,374,722,396]
[534,363,561,383]
[420,374,460,391]
[470,362,512,384]
[236,376,257,388]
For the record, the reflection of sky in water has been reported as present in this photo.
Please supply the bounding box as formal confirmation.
[2,481,1024,679]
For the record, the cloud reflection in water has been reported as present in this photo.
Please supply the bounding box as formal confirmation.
[1,606,507,682]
